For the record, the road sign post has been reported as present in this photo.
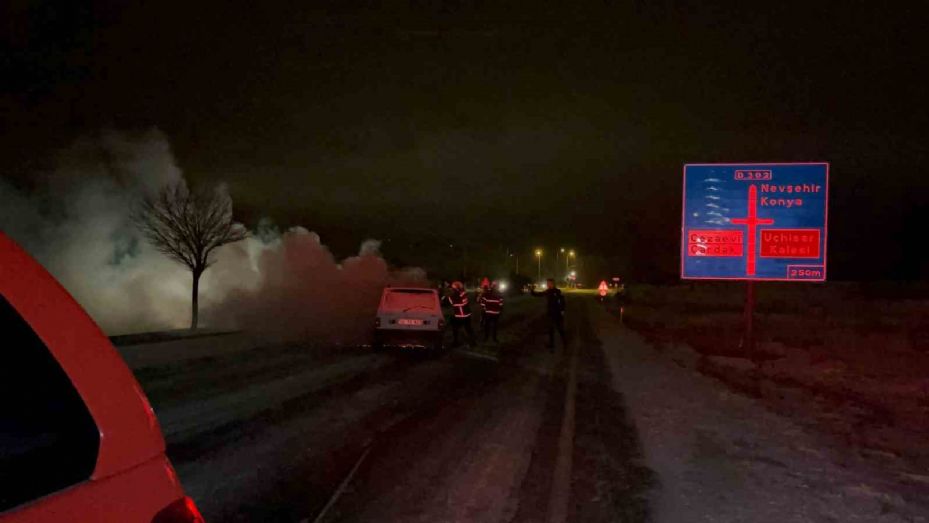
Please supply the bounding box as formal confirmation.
[681,163,829,359]
[742,280,755,359]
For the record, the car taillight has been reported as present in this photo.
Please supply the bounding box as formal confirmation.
[374,317,381,328]
[152,497,205,523]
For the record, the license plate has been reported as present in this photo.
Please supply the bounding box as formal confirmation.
[398,318,424,326]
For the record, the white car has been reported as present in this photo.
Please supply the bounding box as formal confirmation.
[373,287,445,350]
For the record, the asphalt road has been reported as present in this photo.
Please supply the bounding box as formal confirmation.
[120,291,929,522]
[121,295,652,523]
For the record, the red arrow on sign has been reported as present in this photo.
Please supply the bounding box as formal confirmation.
[730,184,773,276]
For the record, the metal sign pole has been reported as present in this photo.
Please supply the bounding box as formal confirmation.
[743,280,755,360]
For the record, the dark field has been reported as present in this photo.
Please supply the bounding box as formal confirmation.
[621,282,929,471]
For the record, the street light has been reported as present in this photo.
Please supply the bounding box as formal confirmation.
[535,249,543,281]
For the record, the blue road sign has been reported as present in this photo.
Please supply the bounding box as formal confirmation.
[681,163,829,281]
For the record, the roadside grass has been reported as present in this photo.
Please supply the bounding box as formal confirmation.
[110,328,239,346]
[133,341,362,409]
[618,282,929,467]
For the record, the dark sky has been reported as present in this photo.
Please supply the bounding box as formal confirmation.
[3,1,928,280]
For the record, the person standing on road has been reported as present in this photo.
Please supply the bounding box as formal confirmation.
[531,278,567,350]
[443,281,475,347]
[478,281,489,328]
[478,281,504,343]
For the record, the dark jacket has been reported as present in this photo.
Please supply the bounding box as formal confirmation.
[479,289,504,315]
[444,289,472,318]
[531,287,565,317]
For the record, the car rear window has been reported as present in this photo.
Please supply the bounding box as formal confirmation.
[382,290,437,311]
[0,295,100,512]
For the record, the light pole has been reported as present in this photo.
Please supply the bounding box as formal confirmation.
[558,248,564,281]
[535,249,543,282]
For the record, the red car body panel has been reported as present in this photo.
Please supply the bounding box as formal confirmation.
[6,457,182,522]
[0,234,188,520]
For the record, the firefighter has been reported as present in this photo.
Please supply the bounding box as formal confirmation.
[479,281,504,343]
[478,281,490,328]
[530,278,567,350]
[443,281,475,347]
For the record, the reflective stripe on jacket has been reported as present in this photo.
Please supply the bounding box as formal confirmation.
[479,291,504,315]
[445,290,472,318]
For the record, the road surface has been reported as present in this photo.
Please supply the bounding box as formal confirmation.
[118,294,929,522]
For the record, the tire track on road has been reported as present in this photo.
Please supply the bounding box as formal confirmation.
[513,297,653,523]
[547,321,579,523]
[315,315,552,523]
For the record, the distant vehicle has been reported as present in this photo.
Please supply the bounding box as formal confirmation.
[373,287,445,351]
[0,233,204,522]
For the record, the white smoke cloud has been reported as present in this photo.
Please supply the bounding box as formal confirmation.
[1,129,192,333]
[204,229,426,342]
[0,129,426,338]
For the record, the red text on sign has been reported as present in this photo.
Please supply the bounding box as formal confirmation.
[735,170,772,180]
[687,230,744,257]
[787,265,825,280]
[760,229,821,258]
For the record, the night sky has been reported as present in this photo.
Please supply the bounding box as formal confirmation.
[3,1,928,280]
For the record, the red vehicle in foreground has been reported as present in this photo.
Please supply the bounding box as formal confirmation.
[0,233,204,522]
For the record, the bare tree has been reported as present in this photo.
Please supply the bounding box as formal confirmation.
[134,182,247,329]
